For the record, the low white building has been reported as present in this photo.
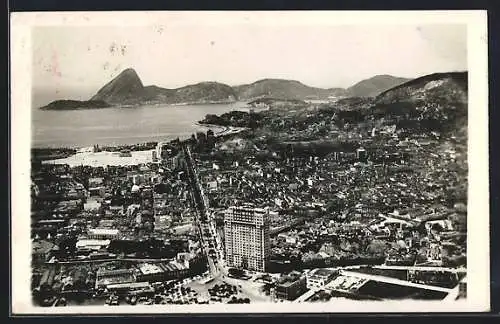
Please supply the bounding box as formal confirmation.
[88,228,119,240]
[425,219,454,233]
[207,181,218,192]
[76,239,111,251]
[306,268,338,289]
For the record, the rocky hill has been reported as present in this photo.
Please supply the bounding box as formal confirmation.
[89,69,237,106]
[278,71,469,138]
[346,75,412,97]
[235,78,346,101]
[370,71,468,134]
[90,68,145,104]
[173,82,237,104]
[375,72,467,104]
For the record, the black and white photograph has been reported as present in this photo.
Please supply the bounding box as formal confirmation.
[10,11,489,314]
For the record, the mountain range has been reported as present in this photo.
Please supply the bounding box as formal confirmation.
[39,68,413,110]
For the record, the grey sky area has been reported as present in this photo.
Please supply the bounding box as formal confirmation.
[32,23,467,106]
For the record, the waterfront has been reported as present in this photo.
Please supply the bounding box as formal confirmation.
[32,102,252,148]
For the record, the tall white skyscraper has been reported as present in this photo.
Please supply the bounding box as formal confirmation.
[224,206,270,272]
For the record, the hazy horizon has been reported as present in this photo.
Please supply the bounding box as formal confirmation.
[32,70,469,108]
[32,20,467,107]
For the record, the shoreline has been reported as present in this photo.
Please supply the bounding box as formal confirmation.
[33,105,255,150]
[33,126,209,151]
[194,122,229,134]
[34,120,248,166]
[33,123,248,152]
[36,100,248,111]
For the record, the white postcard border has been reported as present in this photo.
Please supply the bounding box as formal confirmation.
[10,10,490,314]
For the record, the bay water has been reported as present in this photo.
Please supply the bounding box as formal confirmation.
[32,102,251,148]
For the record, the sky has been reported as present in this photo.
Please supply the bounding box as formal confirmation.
[32,22,467,106]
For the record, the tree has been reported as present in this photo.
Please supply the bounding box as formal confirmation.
[366,240,388,256]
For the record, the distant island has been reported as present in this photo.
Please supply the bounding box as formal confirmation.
[39,68,412,110]
[40,100,112,110]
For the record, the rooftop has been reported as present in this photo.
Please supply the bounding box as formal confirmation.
[88,228,119,236]
[278,271,304,287]
[310,268,336,277]
[32,240,58,254]
[139,263,164,275]
[97,268,134,276]
[107,282,151,290]
[76,239,111,247]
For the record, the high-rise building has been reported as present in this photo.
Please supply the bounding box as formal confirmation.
[224,206,270,272]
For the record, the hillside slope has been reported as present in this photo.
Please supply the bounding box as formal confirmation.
[371,71,468,134]
[235,78,347,100]
[91,69,237,106]
[90,68,145,104]
[375,72,467,104]
[347,75,412,97]
[174,82,237,103]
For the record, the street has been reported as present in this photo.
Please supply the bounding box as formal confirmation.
[183,145,226,278]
